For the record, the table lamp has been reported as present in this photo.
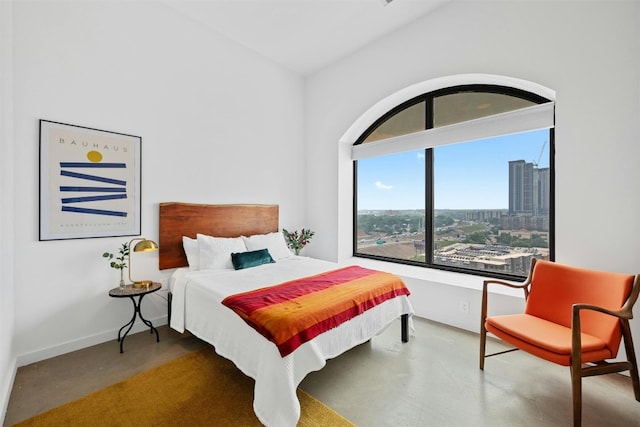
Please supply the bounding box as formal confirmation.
[128,237,159,288]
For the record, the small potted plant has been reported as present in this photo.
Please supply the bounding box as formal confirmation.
[103,242,129,288]
[283,228,314,256]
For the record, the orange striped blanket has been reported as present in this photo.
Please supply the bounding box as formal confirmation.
[221,265,410,357]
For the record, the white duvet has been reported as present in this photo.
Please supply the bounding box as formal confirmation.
[169,256,414,427]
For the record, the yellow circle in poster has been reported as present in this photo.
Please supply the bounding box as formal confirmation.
[87,150,103,162]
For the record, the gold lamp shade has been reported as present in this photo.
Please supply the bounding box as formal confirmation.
[133,239,159,253]
[129,238,159,288]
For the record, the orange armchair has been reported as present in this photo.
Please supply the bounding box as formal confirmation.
[479,259,640,426]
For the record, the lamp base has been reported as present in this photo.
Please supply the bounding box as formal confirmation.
[132,280,153,289]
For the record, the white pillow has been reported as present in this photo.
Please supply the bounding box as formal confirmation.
[182,236,200,269]
[242,232,292,260]
[197,234,247,270]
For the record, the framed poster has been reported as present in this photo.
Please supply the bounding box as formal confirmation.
[39,120,142,241]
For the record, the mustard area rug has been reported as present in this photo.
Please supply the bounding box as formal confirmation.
[13,349,355,427]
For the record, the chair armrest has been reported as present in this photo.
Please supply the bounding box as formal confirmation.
[481,279,530,331]
[570,276,640,375]
[571,302,634,364]
[482,279,530,303]
[483,259,537,304]
[572,303,632,320]
[483,279,529,290]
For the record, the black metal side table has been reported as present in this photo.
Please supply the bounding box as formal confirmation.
[108,282,161,353]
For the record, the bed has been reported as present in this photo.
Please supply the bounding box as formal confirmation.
[159,202,414,427]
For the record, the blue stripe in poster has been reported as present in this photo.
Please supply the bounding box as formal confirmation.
[60,186,126,193]
[60,170,127,186]
[62,194,127,203]
[62,206,128,217]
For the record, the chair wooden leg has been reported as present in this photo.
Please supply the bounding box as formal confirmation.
[479,283,489,370]
[480,324,486,370]
[571,307,583,427]
[570,362,582,427]
[621,320,640,401]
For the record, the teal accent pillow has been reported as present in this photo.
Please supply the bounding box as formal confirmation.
[231,249,275,270]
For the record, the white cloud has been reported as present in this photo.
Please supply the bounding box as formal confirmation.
[375,181,393,190]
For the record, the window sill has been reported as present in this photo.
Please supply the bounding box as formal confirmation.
[346,256,526,299]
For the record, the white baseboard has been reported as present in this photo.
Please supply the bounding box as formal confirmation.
[0,354,17,426]
[16,315,168,367]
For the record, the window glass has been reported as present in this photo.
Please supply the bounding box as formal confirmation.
[432,130,550,277]
[355,150,425,261]
[362,102,425,143]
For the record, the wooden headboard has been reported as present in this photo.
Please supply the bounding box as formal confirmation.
[159,202,279,270]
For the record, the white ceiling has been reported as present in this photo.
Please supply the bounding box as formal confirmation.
[164,0,448,76]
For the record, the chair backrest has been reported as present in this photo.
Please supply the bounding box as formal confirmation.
[525,260,635,355]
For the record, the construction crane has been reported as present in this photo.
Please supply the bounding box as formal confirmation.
[533,140,547,167]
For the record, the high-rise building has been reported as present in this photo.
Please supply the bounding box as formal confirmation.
[509,160,533,213]
[508,160,549,231]
[533,167,550,215]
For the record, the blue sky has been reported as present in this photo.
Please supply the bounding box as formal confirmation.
[357,129,550,210]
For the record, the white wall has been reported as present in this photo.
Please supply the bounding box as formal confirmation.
[0,1,16,420]
[3,0,640,422]
[10,0,306,367]
[305,0,640,336]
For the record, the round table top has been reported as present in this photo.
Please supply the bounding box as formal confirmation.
[108,282,161,297]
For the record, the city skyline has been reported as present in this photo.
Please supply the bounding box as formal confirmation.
[357,129,550,210]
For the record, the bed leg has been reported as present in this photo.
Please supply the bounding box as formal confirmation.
[168,291,172,325]
[401,314,409,342]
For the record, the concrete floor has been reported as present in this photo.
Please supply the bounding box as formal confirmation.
[4,317,640,426]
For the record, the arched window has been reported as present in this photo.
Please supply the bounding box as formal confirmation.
[352,80,554,279]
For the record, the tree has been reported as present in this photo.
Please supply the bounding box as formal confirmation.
[465,231,490,244]
[435,215,454,228]
[497,233,513,245]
